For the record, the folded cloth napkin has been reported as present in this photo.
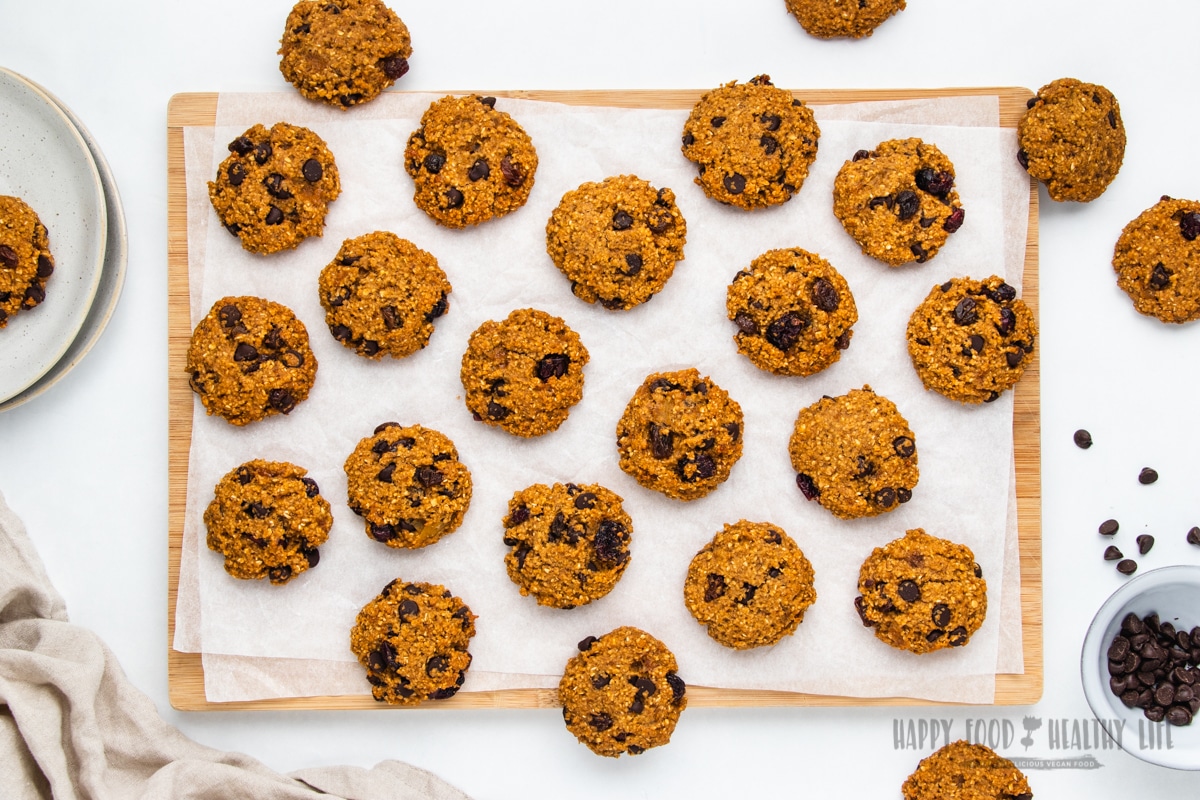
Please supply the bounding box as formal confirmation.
[0,489,472,800]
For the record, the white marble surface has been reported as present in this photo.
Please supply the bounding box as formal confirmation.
[3,1,1200,795]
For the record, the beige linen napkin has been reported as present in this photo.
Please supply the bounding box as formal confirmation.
[0,489,471,800]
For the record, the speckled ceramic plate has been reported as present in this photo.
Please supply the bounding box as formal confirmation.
[0,67,106,404]
[0,74,127,412]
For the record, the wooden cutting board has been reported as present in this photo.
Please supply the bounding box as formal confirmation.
[167,88,1041,710]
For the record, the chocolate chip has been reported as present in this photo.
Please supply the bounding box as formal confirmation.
[415,465,443,488]
[892,435,916,458]
[425,655,449,675]
[445,188,464,209]
[677,452,716,483]
[302,158,323,182]
[724,422,741,442]
[835,330,852,350]
[486,401,511,421]
[227,162,245,186]
[577,635,597,652]
[376,463,396,483]
[898,580,921,603]
[1139,467,1159,485]
[1016,149,1029,170]
[1074,429,1093,449]
[422,153,445,174]
[1167,706,1194,726]
[914,168,954,196]
[253,140,272,165]
[467,158,489,182]
[587,712,613,731]
[1149,263,1173,290]
[682,132,694,147]
[219,304,244,328]
[995,307,1016,336]
[628,695,644,715]
[666,671,686,703]
[760,134,779,155]
[874,487,896,508]
[765,311,807,351]
[397,599,420,620]
[479,96,496,108]
[1188,527,1200,546]
[1181,212,1200,241]
[852,149,872,161]
[926,629,945,644]
[760,113,781,131]
[1117,559,1138,575]
[796,473,820,500]
[23,285,44,307]
[932,603,951,627]
[380,54,409,81]
[948,627,969,647]
[1104,546,1124,561]
[895,190,919,221]
[1137,534,1155,555]
[1006,350,1024,368]
[573,492,596,510]
[611,209,634,231]
[897,487,913,503]
[263,173,292,199]
[811,277,840,311]
[265,206,284,226]
[968,334,985,353]
[536,354,570,381]
[710,116,726,127]
[724,173,746,195]
[267,388,296,413]
[943,207,965,233]
[244,501,270,519]
[228,136,254,155]
[952,297,978,326]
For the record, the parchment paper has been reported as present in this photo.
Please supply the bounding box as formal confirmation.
[175,90,1030,704]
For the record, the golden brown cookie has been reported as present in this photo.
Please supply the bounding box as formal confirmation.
[545,174,687,310]
[833,138,965,266]
[683,520,816,650]
[0,195,54,328]
[788,385,918,519]
[208,122,342,255]
[855,528,988,655]
[906,276,1037,404]
[902,740,1033,800]
[186,296,318,426]
[350,579,477,705]
[404,94,538,228]
[460,308,589,437]
[785,0,906,39]
[726,247,858,376]
[616,369,744,502]
[1018,77,1125,203]
[278,0,412,109]
[501,482,633,609]
[1113,196,1200,323]
[344,422,473,549]
[558,627,687,757]
[204,459,332,585]
[318,231,451,358]
[681,75,819,210]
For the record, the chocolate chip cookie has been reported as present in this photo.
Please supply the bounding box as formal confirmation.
[788,385,918,519]
[0,195,54,328]
[318,231,451,358]
[785,0,906,39]
[616,369,744,502]
[855,528,988,655]
[208,122,342,255]
[350,579,477,705]
[1113,196,1200,323]
[558,627,687,757]
[681,75,820,210]
[502,482,633,609]
[902,740,1032,800]
[683,520,816,650]
[278,0,412,109]
[404,94,538,228]
[460,308,589,437]
[203,459,332,585]
[344,422,473,549]
[726,247,858,376]
[186,296,318,425]
[545,174,687,310]
[1018,77,1125,203]
[833,138,965,266]
[906,276,1037,404]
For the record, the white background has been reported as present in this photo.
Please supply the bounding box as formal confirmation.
[3,0,1200,795]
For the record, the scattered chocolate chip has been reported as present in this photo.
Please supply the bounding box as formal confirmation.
[1188,527,1200,546]
[577,635,597,652]
[1117,559,1138,575]
[445,188,464,209]
[724,173,746,195]
[932,604,951,627]
[895,190,919,220]
[302,158,323,182]
[1074,429,1093,449]
[892,435,916,458]
[1005,350,1024,368]
[874,487,897,508]
[267,388,296,414]
[467,158,490,182]
[710,116,726,128]
[264,206,285,225]
[760,134,779,155]
[897,580,921,603]
[1104,546,1124,561]
[622,253,643,275]
[263,173,292,199]
[948,627,969,647]
[1149,263,1173,290]
[1099,519,1120,536]
[677,452,716,483]
[1138,534,1155,555]
[253,140,272,165]
[227,162,245,186]
[1139,467,1159,485]
[612,210,633,231]
[228,136,254,155]
[852,149,871,161]
[486,401,511,421]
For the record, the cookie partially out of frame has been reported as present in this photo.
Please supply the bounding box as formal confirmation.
[681,75,819,210]
[0,195,54,328]
[785,0,906,39]
[278,0,412,109]
[318,231,451,358]
[832,138,964,266]
[1017,77,1125,203]
[1113,196,1200,323]
[404,94,538,228]
[208,122,342,255]
[204,459,332,585]
[902,741,1032,800]
[186,295,318,426]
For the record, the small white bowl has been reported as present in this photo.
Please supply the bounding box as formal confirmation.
[1080,565,1200,770]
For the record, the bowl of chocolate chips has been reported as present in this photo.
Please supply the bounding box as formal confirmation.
[1081,565,1200,770]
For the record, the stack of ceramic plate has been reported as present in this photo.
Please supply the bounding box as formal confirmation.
[0,66,127,411]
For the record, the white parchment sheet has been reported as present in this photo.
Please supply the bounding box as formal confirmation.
[175,91,1031,704]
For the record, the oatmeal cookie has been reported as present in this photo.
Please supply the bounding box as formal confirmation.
[1113,196,1200,323]
[558,627,687,757]
[1017,77,1125,203]
[906,276,1037,404]
[785,0,906,39]
[186,296,318,426]
[460,308,589,437]
[204,459,332,585]
[502,482,633,609]
[855,528,988,655]
[833,138,965,266]
[344,422,473,549]
[208,122,341,255]
[788,385,918,519]
[545,174,687,310]
[683,520,816,650]
[616,369,744,502]
[681,75,819,210]
[318,231,451,358]
[278,0,412,108]
[902,740,1032,800]
[350,579,477,705]
[726,247,857,376]
[0,195,54,328]
[404,94,538,228]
